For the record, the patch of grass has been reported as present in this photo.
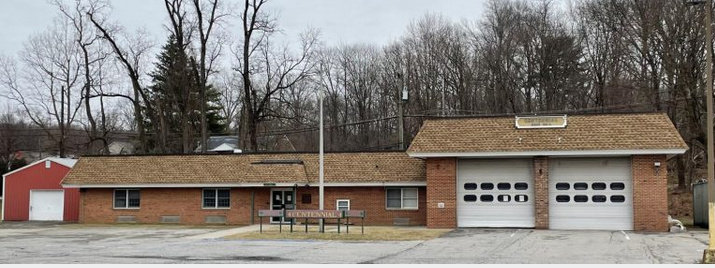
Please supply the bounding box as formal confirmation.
[60,223,239,230]
[225,225,451,241]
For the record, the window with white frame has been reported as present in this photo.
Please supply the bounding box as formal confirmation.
[386,188,418,209]
[114,189,140,209]
[203,189,230,208]
[336,199,350,211]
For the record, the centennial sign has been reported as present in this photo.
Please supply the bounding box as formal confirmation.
[515,115,567,129]
[285,210,344,219]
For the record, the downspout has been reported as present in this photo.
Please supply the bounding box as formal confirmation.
[250,190,254,225]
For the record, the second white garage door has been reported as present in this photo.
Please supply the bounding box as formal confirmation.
[457,159,535,228]
[549,158,633,230]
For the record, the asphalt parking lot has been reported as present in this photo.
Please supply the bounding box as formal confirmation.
[0,222,709,264]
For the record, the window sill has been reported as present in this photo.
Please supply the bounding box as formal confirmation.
[202,207,231,210]
[385,208,419,211]
[113,207,140,210]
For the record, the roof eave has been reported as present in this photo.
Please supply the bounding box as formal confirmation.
[407,148,688,158]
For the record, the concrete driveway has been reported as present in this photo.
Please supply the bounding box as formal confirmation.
[0,222,708,264]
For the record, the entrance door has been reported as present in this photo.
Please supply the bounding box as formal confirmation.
[271,189,295,223]
[29,190,64,221]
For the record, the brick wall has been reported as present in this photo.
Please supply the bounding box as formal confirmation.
[632,155,668,232]
[426,158,457,229]
[79,187,426,226]
[533,156,549,229]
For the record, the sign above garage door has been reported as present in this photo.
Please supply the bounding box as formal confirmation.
[515,115,567,129]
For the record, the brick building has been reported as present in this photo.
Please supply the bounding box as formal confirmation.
[61,113,687,231]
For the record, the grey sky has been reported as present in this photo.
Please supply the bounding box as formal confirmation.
[0,0,488,56]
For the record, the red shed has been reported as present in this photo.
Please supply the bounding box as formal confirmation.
[2,158,78,222]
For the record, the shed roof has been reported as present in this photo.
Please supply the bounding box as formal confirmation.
[61,152,424,187]
[407,113,688,157]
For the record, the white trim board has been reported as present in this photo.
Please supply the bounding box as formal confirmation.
[1,174,5,221]
[2,157,77,178]
[62,181,427,188]
[407,149,687,158]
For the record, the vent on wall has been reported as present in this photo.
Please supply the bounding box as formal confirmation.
[205,215,227,224]
[116,216,136,223]
[161,216,180,223]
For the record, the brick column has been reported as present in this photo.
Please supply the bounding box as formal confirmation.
[632,155,668,232]
[533,156,549,229]
[426,158,457,229]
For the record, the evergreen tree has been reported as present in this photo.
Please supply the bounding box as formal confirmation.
[144,35,226,153]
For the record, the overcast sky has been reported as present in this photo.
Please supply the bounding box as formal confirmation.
[0,0,490,56]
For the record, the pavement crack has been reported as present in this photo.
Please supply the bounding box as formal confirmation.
[358,241,427,264]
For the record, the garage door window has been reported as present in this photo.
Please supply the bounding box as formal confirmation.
[514,183,528,190]
[592,183,607,190]
[498,195,511,202]
[610,183,625,190]
[574,183,588,190]
[464,183,478,190]
[386,188,418,209]
[497,183,511,190]
[480,183,494,190]
[592,195,607,203]
[556,183,570,190]
[114,189,140,209]
[480,195,494,202]
[611,195,626,203]
[464,195,477,202]
[574,195,588,202]
[515,194,529,202]
[556,195,570,202]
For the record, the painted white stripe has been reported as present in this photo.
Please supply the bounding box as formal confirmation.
[61,181,427,188]
[620,230,630,240]
[408,149,687,158]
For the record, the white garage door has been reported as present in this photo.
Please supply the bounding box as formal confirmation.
[549,158,633,230]
[457,159,535,228]
[29,190,64,221]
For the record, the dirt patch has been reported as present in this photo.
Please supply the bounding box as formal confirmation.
[225,225,451,241]
[669,187,693,218]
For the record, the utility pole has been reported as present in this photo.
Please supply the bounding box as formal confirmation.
[397,73,407,150]
[705,0,715,262]
[691,0,715,262]
[318,91,325,233]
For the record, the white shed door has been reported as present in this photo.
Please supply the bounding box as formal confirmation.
[549,158,633,230]
[457,159,535,228]
[29,190,64,221]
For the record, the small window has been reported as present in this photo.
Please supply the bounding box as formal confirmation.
[514,183,528,190]
[497,183,511,190]
[592,183,606,190]
[574,183,588,190]
[203,189,230,208]
[337,199,350,211]
[480,183,494,190]
[480,195,494,202]
[515,194,529,202]
[574,195,588,202]
[114,189,140,209]
[464,195,477,202]
[386,188,419,209]
[498,195,511,202]
[556,195,570,202]
[555,183,570,190]
[464,183,478,190]
[592,195,607,203]
[611,195,626,203]
[301,194,312,204]
[610,182,626,190]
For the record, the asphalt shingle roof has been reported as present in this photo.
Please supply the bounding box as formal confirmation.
[62,152,425,186]
[407,113,688,153]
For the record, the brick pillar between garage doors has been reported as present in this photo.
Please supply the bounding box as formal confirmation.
[426,158,457,229]
[533,156,549,229]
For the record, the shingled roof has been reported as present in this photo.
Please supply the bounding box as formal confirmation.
[407,113,688,156]
[62,152,425,186]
